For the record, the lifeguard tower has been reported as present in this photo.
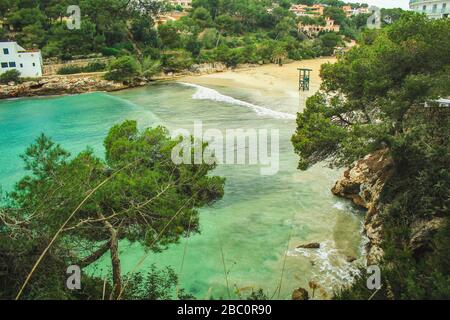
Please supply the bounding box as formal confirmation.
[298,68,312,91]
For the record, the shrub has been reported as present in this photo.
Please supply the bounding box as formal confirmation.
[141,57,161,79]
[57,61,106,75]
[196,49,217,64]
[84,61,107,72]
[161,50,194,72]
[57,65,83,75]
[101,47,121,57]
[105,56,140,82]
[215,45,243,68]
[0,69,21,84]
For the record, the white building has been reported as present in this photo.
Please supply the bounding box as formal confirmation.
[410,1,449,19]
[167,0,192,9]
[0,42,43,78]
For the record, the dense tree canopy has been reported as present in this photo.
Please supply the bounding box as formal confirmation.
[1,121,225,299]
[0,0,375,70]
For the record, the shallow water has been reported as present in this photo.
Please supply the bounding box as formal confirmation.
[0,82,364,299]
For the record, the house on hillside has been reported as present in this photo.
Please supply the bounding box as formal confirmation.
[299,17,340,37]
[342,5,353,17]
[167,0,192,10]
[342,5,369,17]
[356,7,369,15]
[0,42,43,78]
[290,4,325,16]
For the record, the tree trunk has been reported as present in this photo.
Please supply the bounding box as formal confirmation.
[108,227,121,300]
[97,212,122,300]
[126,26,143,59]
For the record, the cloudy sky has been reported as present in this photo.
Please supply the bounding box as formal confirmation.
[346,0,410,9]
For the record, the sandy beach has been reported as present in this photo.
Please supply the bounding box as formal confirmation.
[181,57,336,113]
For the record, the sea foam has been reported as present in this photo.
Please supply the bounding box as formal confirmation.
[288,240,362,291]
[333,201,346,211]
[179,82,296,120]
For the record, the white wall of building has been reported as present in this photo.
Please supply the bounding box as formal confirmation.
[410,0,450,19]
[0,42,43,78]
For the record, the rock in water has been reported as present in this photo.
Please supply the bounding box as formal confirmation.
[292,288,309,300]
[296,242,320,249]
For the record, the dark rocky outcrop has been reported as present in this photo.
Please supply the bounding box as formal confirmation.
[296,242,321,249]
[292,287,309,300]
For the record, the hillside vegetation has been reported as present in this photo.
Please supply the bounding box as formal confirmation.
[292,13,450,299]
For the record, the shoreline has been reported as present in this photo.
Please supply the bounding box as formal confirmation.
[180,57,335,93]
[0,62,226,100]
[0,58,336,101]
[179,57,336,114]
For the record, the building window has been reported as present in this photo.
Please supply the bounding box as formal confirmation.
[2,48,9,55]
[423,5,427,11]
[433,4,437,12]
[32,63,36,67]
[1,62,8,68]
[8,62,16,68]
[443,3,447,12]
[20,63,23,68]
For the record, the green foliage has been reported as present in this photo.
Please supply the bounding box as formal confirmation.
[1,0,164,59]
[101,47,122,57]
[123,265,195,300]
[1,0,374,70]
[324,6,347,25]
[245,289,269,300]
[215,44,243,68]
[158,21,182,49]
[0,120,225,299]
[292,13,450,300]
[192,7,213,27]
[57,61,107,75]
[162,50,194,72]
[105,56,140,82]
[319,32,342,55]
[293,13,450,169]
[0,69,21,84]
[140,57,162,79]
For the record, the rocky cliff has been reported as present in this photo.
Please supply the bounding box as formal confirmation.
[331,148,447,265]
[331,149,394,264]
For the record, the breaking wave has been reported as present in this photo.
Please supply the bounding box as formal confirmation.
[179,82,296,120]
[287,240,362,291]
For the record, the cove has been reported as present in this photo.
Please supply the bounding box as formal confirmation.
[0,82,364,299]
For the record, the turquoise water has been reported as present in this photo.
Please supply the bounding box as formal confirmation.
[0,83,364,299]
